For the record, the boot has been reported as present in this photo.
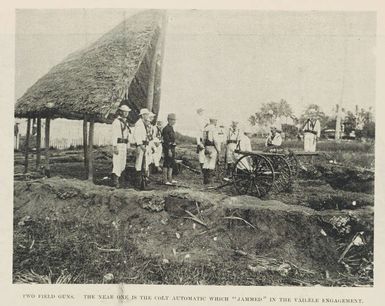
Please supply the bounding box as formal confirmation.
[111,173,119,188]
[163,168,168,184]
[203,169,209,185]
[135,171,142,188]
[119,174,125,189]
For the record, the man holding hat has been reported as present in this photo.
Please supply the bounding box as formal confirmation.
[111,104,131,188]
[202,116,221,184]
[133,108,151,186]
[302,109,321,152]
[162,113,177,185]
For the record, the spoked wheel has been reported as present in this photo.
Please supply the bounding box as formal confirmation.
[285,151,299,177]
[232,154,275,198]
[269,155,292,192]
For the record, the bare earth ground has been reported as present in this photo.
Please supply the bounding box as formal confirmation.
[13,139,374,286]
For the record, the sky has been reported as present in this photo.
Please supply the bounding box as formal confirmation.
[16,9,376,134]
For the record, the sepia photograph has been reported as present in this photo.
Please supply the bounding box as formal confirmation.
[12,8,375,288]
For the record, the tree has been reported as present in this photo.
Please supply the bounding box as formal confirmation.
[277,99,293,118]
[300,104,327,128]
[342,111,356,135]
[249,99,293,127]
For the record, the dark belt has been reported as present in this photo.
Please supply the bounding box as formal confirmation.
[117,138,128,144]
[304,130,317,135]
[227,140,237,144]
[136,140,149,146]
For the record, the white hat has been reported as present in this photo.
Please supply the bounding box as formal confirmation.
[118,105,130,112]
[139,108,150,116]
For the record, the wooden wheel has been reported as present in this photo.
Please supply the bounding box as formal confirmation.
[285,151,299,177]
[232,154,275,198]
[269,155,292,192]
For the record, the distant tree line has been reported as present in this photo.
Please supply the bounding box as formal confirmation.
[249,100,375,140]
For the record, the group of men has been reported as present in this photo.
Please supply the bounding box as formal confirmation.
[194,107,322,184]
[195,108,255,184]
[111,105,177,188]
[110,105,321,188]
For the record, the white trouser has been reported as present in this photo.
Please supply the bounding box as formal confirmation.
[203,146,218,170]
[198,149,205,164]
[226,143,237,164]
[153,144,162,167]
[135,146,150,172]
[304,132,317,152]
[112,143,127,176]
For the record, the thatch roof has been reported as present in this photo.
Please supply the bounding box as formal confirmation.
[15,10,165,123]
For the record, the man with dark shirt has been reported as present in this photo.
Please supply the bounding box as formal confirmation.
[162,113,177,185]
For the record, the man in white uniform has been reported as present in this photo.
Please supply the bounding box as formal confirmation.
[265,126,283,148]
[225,120,240,177]
[302,109,321,152]
[111,105,131,188]
[133,108,151,186]
[202,116,221,184]
[146,112,157,173]
[195,108,209,171]
[152,120,163,172]
[235,127,253,171]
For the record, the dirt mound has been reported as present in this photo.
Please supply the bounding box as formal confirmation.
[299,162,374,194]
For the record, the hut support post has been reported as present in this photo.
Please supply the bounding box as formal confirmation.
[45,118,51,177]
[83,115,89,178]
[146,37,161,111]
[88,118,94,182]
[36,117,41,170]
[24,118,31,173]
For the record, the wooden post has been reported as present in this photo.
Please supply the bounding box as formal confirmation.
[146,45,158,111]
[152,11,167,117]
[24,118,31,173]
[88,118,94,182]
[36,117,41,169]
[45,117,51,177]
[335,104,341,141]
[83,115,89,178]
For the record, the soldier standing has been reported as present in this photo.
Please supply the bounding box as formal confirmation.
[195,108,209,171]
[225,120,240,177]
[153,120,163,172]
[302,109,321,152]
[162,113,177,185]
[147,112,157,173]
[111,105,131,188]
[202,117,221,184]
[234,127,253,171]
[133,108,151,186]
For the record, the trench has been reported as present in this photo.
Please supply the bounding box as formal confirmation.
[13,177,373,285]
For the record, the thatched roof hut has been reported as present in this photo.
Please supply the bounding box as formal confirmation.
[15,9,166,123]
[16,10,167,180]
